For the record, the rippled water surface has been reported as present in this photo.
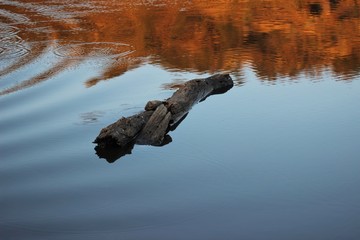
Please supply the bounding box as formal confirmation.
[1,1,360,239]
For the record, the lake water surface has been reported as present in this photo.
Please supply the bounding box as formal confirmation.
[1,1,360,239]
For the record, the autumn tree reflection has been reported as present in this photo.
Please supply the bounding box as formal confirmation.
[78,0,360,83]
[1,0,359,95]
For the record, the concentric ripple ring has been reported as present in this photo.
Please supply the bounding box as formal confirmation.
[53,42,135,59]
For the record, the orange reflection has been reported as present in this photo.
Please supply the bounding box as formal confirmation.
[0,0,359,95]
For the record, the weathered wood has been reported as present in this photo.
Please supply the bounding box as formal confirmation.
[94,74,233,154]
[93,111,153,147]
[165,74,233,124]
[144,100,163,111]
[136,104,172,145]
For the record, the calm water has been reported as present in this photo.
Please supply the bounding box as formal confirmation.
[1,0,360,239]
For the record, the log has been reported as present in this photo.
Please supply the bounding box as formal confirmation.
[94,111,153,148]
[165,74,233,124]
[94,74,233,160]
[136,104,172,145]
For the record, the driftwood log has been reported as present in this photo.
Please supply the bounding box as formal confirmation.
[94,74,233,161]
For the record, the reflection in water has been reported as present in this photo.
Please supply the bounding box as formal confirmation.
[0,58,77,95]
[79,111,104,124]
[0,0,359,95]
[53,42,135,59]
[1,2,360,239]
[95,134,173,163]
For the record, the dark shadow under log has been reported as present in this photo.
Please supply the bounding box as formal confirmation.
[94,74,233,162]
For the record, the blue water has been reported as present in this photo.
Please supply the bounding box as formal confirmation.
[1,1,360,239]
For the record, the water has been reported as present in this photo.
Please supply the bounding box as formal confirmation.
[1,1,360,239]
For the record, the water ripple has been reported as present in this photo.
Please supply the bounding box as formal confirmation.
[54,42,135,60]
[0,40,30,60]
[0,8,30,24]
[0,25,20,38]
